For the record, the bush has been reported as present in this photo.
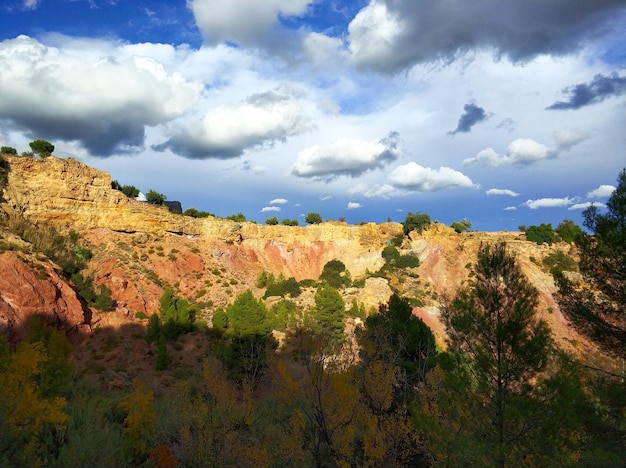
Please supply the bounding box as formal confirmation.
[450,219,472,233]
[282,218,299,226]
[121,185,140,199]
[555,219,583,244]
[319,259,351,289]
[543,250,577,277]
[382,245,400,263]
[265,216,279,225]
[145,190,166,205]
[525,223,559,245]
[396,254,420,268]
[1,146,17,155]
[263,276,301,298]
[402,211,431,235]
[305,212,323,224]
[226,212,247,222]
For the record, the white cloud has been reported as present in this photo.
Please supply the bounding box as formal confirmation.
[260,206,281,212]
[159,85,312,159]
[569,202,606,210]
[486,188,520,197]
[347,202,362,209]
[553,128,590,150]
[189,0,311,45]
[0,35,202,155]
[463,139,554,166]
[303,33,347,70]
[269,198,288,205]
[291,132,400,180]
[348,2,406,71]
[320,195,333,201]
[388,163,475,192]
[586,184,615,198]
[523,197,577,209]
[504,206,517,211]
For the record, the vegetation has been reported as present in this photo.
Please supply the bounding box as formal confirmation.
[145,189,166,205]
[524,222,559,245]
[305,212,322,224]
[281,218,299,226]
[555,219,583,243]
[319,259,351,289]
[450,218,472,233]
[556,168,626,356]
[226,212,247,222]
[416,243,581,466]
[402,211,431,235]
[1,146,17,155]
[183,207,213,218]
[29,139,54,158]
[265,216,278,225]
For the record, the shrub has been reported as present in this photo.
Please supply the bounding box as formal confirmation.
[450,219,472,233]
[121,185,140,199]
[382,245,400,263]
[305,212,323,224]
[226,212,246,222]
[145,190,166,205]
[402,211,431,235]
[282,218,299,226]
[525,223,559,245]
[1,146,17,155]
[265,216,279,225]
[555,219,583,244]
[319,259,351,289]
[396,254,420,268]
[543,250,577,276]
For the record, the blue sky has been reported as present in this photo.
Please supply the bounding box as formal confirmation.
[1,0,625,230]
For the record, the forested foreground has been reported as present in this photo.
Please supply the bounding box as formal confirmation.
[1,170,625,467]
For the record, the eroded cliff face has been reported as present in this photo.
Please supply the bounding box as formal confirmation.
[0,155,600,362]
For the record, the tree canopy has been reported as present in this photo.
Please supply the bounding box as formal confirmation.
[402,211,431,235]
[145,189,166,205]
[28,139,54,158]
[305,212,323,224]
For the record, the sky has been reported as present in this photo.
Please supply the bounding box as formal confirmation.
[1,0,625,231]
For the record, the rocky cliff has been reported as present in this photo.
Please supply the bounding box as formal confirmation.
[0,155,604,364]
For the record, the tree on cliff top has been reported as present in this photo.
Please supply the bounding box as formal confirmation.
[28,140,54,158]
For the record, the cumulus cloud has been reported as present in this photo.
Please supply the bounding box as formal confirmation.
[486,188,520,197]
[347,0,625,73]
[388,163,475,192]
[291,131,401,181]
[504,206,517,211]
[189,0,311,46]
[347,202,362,209]
[261,206,281,212]
[569,202,606,210]
[0,35,202,156]
[463,139,554,167]
[157,85,312,159]
[547,73,626,110]
[587,184,616,198]
[523,197,577,209]
[269,198,288,205]
[449,103,487,135]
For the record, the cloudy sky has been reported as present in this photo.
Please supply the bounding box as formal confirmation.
[1,0,624,230]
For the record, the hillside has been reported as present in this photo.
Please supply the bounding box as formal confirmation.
[0,155,609,367]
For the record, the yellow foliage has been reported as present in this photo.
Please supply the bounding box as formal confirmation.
[120,379,156,459]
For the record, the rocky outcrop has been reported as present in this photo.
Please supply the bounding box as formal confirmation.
[0,155,603,363]
[0,250,88,343]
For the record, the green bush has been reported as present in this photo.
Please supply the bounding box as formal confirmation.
[555,219,583,244]
[281,218,299,226]
[525,223,559,245]
[265,216,279,225]
[402,211,431,235]
[29,139,54,158]
[396,254,420,268]
[145,190,166,205]
[226,212,246,222]
[319,259,351,289]
[305,212,322,224]
[1,146,17,155]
